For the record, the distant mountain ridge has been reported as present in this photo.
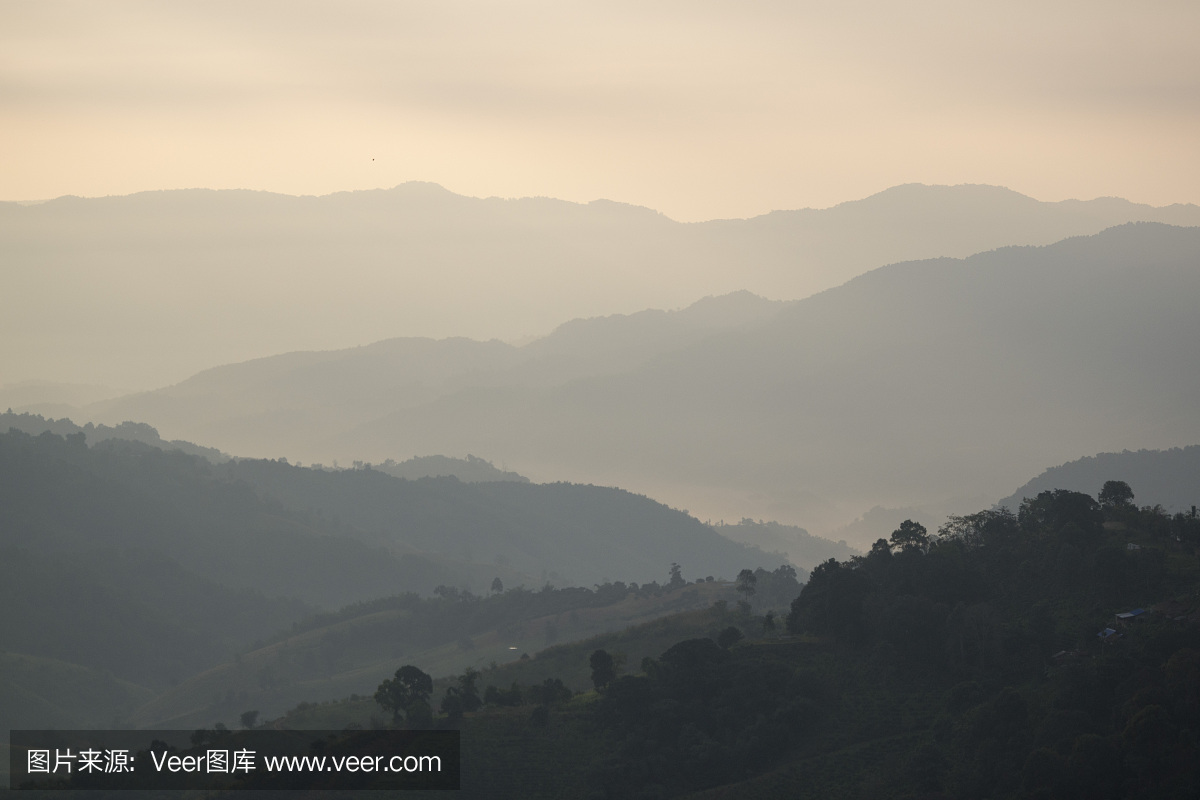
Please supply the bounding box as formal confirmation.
[372,454,529,483]
[85,291,789,457]
[5,182,1198,390]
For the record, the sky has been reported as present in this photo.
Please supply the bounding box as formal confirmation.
[2,0,1199,222]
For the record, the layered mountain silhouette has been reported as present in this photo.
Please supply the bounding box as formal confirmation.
[5,183,1198,390]
[85,222,1200,539]
[86,290,787,455]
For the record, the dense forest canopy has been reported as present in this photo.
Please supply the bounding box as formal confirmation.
[603,487,1200,798]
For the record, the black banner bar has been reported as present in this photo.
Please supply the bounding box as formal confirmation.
[10,729,459,791]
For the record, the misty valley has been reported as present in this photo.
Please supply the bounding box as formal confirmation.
[3,187,1200,799]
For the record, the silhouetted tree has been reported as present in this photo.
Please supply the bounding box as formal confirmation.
[717,626,744,648]
[441,689,464,722]
[890,520,930,553]
[457,667,482,712]
[1019,490,1101,537]
[590,649,616,691]
[375,665,433,725]
[736,568,758,598]
[484,682,523,707]
[787,558,870,640]
[1099,480,1135,510]
[668,562,686,590]
[529,677,572,705]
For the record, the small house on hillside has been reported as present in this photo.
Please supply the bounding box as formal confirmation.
[1115,608,1146,626]
[1052,649,1090,664]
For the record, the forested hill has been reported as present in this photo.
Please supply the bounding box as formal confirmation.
[0,423,785,602]
[0,429,779,603]
[1,410,533,484]
[0,409,227,462]
[224,484,1200,798]
[0,426,784,720]
[219,458,783,587]
[999,445,1200,514]
[582,486,1200,798]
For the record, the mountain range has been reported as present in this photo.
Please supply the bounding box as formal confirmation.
[4,182,1199,391]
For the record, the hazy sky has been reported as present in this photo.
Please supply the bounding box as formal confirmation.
[3,0,1199,221]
